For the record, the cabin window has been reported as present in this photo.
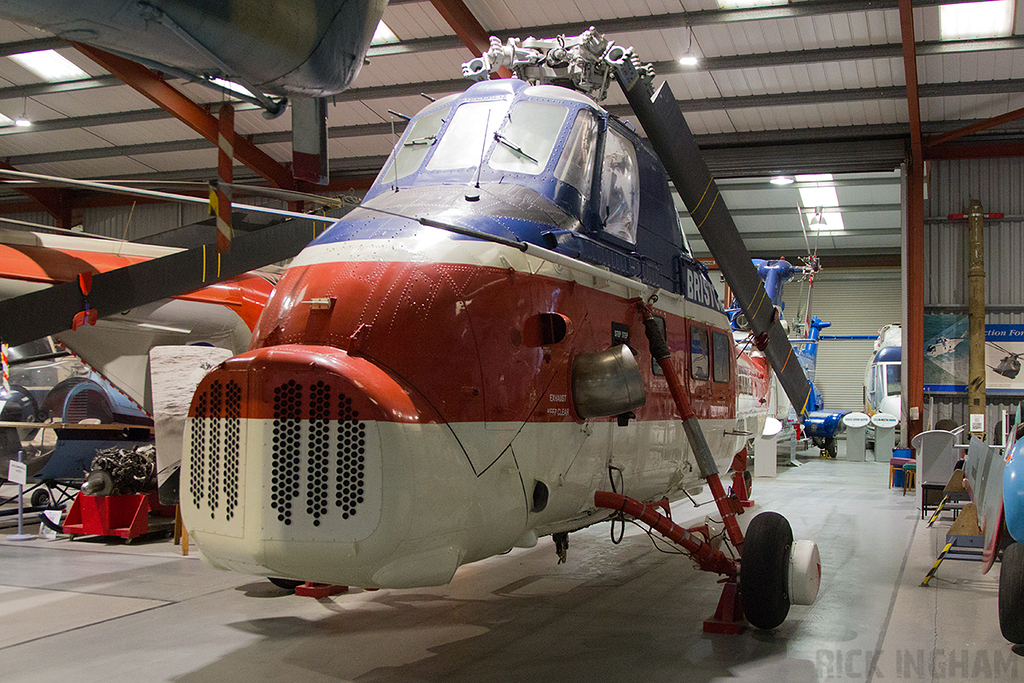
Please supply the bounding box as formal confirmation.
[712,331,731,383]
[690,325,709,381]
[383,105,450,182]
[599,128,639,244]
[427,99,509,171]
[554,109,598,195]
[490,100,568,175]
[886,364,902,395]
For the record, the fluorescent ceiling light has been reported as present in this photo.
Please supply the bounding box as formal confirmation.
[371,21,400,45]
[718,0,788,7]
[798,173,845,231]
[770,175,794,185]
[9,49,87,82]
[14,116,31,127]
[940,0,1014,40]
[679,55,699,66]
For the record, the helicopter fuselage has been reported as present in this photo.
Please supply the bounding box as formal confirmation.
[182,79,768,588]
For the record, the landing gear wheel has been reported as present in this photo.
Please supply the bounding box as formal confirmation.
[999,542,1024,643]
[30,488,51,508]
[741,511,793,630]
[268,577,303,591]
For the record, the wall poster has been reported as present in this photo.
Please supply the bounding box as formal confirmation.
[924,314,1024,395]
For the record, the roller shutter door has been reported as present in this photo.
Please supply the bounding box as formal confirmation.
[781,268,901,412]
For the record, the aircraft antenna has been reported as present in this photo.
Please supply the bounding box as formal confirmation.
[466,110,490,201]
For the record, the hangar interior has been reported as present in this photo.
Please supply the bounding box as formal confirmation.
[2,0,1024,680]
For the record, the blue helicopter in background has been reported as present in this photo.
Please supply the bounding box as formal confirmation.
[728,258,848,458]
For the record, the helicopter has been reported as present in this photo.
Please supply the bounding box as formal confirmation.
[178,30,821,632]
[988,341,1022,380]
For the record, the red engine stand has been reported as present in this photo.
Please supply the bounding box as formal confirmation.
[63,492,151,540]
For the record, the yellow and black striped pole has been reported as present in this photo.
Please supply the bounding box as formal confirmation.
[921,541,954,586]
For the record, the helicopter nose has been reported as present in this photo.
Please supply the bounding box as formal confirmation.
[180,344,436,585]
[879,394,901,419]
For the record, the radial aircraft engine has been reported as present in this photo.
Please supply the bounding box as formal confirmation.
[182,32,820,631]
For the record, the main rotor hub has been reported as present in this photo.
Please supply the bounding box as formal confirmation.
[461,27,654,102]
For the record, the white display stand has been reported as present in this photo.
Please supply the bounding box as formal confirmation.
[842,412,871,462]
[871,412,899,462]
[754,432,778,478]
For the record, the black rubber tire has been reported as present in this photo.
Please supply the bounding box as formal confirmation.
[268,577,303,590]
[744,469,753,494]
[1000,542,1024,643]
[741,511,794,630]
[30,488,51,508]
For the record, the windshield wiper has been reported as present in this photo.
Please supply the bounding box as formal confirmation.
[493,132,537,163]
[403,135,436,147]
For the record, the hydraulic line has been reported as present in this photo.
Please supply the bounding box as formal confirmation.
[637,300,745,551]
[594,491,736,576]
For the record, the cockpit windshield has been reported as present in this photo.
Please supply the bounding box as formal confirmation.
[427,99,509,171]
[383,105,450,183]
[489,100,568,175]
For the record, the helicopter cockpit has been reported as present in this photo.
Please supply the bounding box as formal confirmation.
[356,78,691,299]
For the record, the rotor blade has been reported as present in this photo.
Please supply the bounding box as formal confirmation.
[612,61,812,419]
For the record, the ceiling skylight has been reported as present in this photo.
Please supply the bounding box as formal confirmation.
[0,113,13,127]
[940,0,1014,40]
[371,21,400,46]
[9,50,87,82]
[717,0,788,8]
[797,174,845,231]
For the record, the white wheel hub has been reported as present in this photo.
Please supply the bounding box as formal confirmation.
[789,539,821,605]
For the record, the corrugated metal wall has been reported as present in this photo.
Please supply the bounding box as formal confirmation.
[84,203,210,241]
[925,158,1024,434]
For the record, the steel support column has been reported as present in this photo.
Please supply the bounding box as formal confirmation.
[899,0,925,445]
[72,43,297,191]
[429,0,511,78]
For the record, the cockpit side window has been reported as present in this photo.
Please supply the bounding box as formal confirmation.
[599,128,639,244]
[381,106,450,183]
[554,109,598,196]
[427,99,509,172]
[489,100,568,175]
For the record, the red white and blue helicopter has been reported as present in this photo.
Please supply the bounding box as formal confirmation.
[179,30,822,632]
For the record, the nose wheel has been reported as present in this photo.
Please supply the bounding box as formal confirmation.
[739,511,821,630]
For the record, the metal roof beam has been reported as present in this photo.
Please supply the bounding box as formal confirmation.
[0,75,120,100]
[924,106,1024,147]
[0,37,67,57]
[27,70,1024,167]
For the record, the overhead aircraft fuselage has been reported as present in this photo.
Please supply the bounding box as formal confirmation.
[183,79,769,588]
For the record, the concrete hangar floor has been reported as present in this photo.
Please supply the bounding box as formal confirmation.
[0,445,1016,683]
